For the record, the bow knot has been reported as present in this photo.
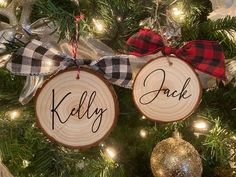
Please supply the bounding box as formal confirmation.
[161,46,183,57]
[127,28,226,81]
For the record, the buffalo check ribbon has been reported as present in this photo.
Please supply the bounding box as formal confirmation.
[6,39,133,88]
[127,28,226,81]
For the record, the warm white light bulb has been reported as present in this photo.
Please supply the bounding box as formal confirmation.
[141,115,146,120]
[139,129,147,138]
[0,0,8,7]
[93,19,105,33]
[171,6,185,23]
[22,160,30,168]
[172,7,182,16]
[10,110,20,120]
[117,16,122,22]
[106,147,116,159]
[194,121,207,130]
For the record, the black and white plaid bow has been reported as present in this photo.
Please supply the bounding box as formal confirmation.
[6,39,133,88]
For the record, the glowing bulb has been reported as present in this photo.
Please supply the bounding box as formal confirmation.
[194,121,207,130]
[172,7,182,16]
[139,129,148,138]
[22,160,30,168]
[193,118,212,135]
[0,0,8,7]
[171,6,185,23]
[105,147,116,159]
[117,16,122,22]
[10,110,20,120]
[93,19,105,33]
[141,115,146,120]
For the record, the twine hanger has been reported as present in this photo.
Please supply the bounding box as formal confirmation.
[154,0,175,66]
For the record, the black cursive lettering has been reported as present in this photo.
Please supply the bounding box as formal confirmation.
[51,89,107,133]
[139,69,192,105]
[51,89,72,130]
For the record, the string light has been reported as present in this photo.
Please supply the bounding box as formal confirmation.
[105,147,116,159]
[171,6,185,22]
[22,160,30,168]
[100,143,105,147]
[193,118,212,136]
[139,129,148,138]
[9,110,20,120]
[194,121,208,130]
[92,19,105,33]
[172,7,183,16]
[117,16,122,22]
[141,115,146,120]
[0,0,8,7]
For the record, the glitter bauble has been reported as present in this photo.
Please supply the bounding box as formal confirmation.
[150,137,202,177]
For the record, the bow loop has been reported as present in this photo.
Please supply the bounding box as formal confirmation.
[127,28,226,81]
[6,40,133,89]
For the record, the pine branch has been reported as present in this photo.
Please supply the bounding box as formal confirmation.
[34,0,89,41]
[203,118,233,165]
[182,16,236,58]
[203,16,236,34]
[83,152,124,177]
[90,0,152,49]
[182,0,212,23]
[0,69,24,94]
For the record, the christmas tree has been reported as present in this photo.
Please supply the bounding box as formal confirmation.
[0,0,236,177]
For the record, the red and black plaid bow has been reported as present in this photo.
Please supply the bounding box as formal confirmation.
[127,28,226,81]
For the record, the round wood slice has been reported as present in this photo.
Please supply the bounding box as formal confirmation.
[35,68,119,149]
[0,163,14,177]
[133,57,202,123]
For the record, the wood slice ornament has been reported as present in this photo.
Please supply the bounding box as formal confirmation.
[0,162,14,177]
[35,68,119,149]
[133,57,202,122]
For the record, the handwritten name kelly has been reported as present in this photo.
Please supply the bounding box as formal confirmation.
[51,90,107,133]
[139,69,192,105]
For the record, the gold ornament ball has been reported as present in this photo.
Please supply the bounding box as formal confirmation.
[150,137,202,177]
